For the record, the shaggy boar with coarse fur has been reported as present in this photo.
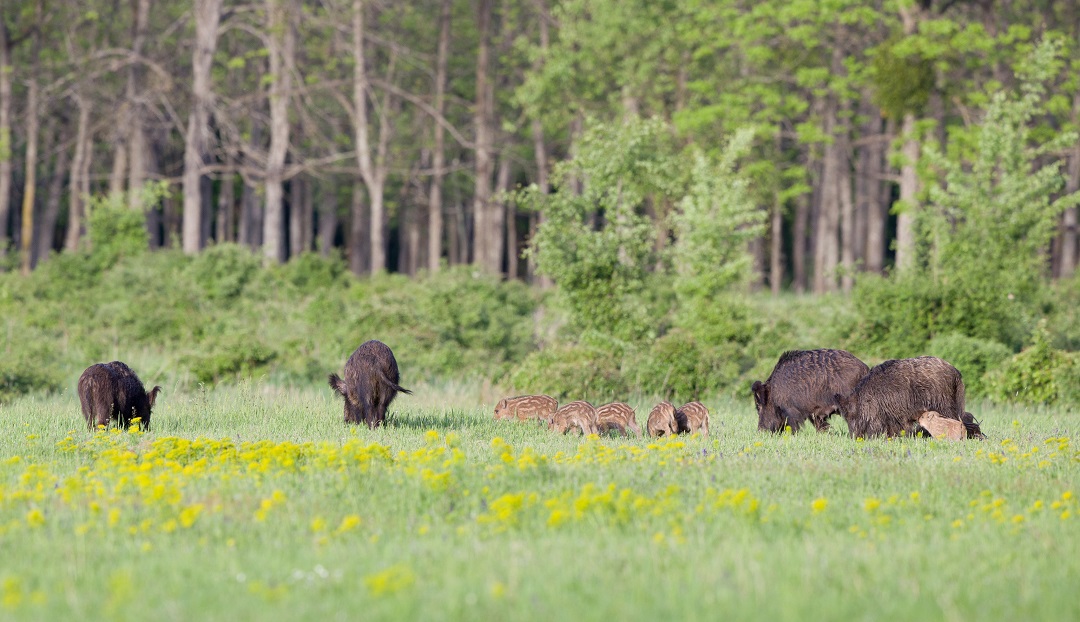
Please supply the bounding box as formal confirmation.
[494,395,558,422]
[78,362,161,430]
[329,340,412,428]
[752,349,869,433]
[835,356,968,439]
[647,401,678,437]
[676,401,710,436]
[548,401,599,435]
[595,402,641,437]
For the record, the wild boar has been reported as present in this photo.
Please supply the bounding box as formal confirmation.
[647,401,679,437]
[328,340,412,428]
[595,402,641,437]
[548,400,599,435]
[835,356,966,439]
[916,411,965,441]
[78,362,161,430]
[494,394,558,422]
[751,349,870,433]
[676,401,710,436]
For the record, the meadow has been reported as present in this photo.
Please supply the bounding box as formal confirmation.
[0,381,1076,621]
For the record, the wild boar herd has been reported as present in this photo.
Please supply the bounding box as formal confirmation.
[77,342,985,441]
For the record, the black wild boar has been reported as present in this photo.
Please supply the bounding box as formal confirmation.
[751,349,869,433]
[328,340,412,428]
[835,356,966,439]
[78,362,161,430]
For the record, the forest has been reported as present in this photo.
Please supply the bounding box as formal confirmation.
[0,0,1077,285]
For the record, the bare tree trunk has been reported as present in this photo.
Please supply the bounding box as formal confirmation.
[427,0,451,273]
[1059,93,1080,279]
[497,154,514,277]
[183,0,223,253]
[473,0,496,272]
[302,175,314,254]
[895,112,918,273]
[238,124,263,248]
[349,180,370,274]
[126,0,151,211]
[838,105,855,292]
[19,4,43,274]
[814,95,841,293]
[317,183,338,257]
[65,95,91,252]
[36,132,68,265]
[289,175,304,258]
[770,189,784,295]
[792,184,810,294]
[264,0,295,263]
[216,157,235,243]
[0,23,13,252]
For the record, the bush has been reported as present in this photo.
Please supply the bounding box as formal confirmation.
[186,244,264,303]
[505,341,632,402]
[984,322,1077,407]
[927,333,1013,398]
[629,329,742,403]
[186,333,278,384]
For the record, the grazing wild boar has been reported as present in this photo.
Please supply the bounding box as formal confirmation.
[595,402,641,437]
[917,411,965,441]
[751,349,869,433]
[961,411,987,440]
[78,361,161,430]
[676,401,710,436]
[548,400,599,435]
[328,340,412,428]
[647,401,679,437]
[494,395,558,422]
[835,356,966,439]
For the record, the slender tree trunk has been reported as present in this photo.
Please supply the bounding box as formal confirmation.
[497,154,514,277]
[349,181,370,274]
[814,95,841,293]
[427,0,451,273]
[528,0,552,286]
[770,189,784,295]
[183,0,223,253]
[19,20,41,275]
[65,96,91,252]
[0,24,13,251]
[126,0,151,210]
[838,106,855,292]
[792,185,810,294]
[473,0,496,272]
[302,175,314,254]
[317,183,338,257]
[289,176,304,258]
[1058,92,1080,279]
[36,135,68,265]
[895,112,918,273]
[264,0,295,263]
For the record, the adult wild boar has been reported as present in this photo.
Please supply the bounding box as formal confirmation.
[595,402,641,437]
[647,401,678,437]
[751,349,869,433]
[835,356,967,439]
[329,340,412,428]
[78,361,161,430]
[494,395,558,422]
[548,401,599,435]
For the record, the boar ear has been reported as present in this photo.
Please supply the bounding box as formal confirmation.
[751,381,768,406]
[495,398,506,410]
[148,386,162,409]
[328,373,348,398]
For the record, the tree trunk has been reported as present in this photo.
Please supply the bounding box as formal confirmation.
[36,133,68,265]
[65,95,92,252]
[263,0,295,263]
[895,112,918,273]
[126,0,151,210]
[1058,92,1080,279]
[317,183,338,257]
[426,0,451,273]
[238,123,263,248]
[814,96,841,293]
[216,159,235,243]
[770,187,784,295]
[183,0,223,254]
[792,185,810,294]
[19,28,41,275]
[497,154,514,277]
[349,180,369,274]
[473,0,497,273]
[838,104,855,292]
[0,23,13,251]
[289,176,304,258]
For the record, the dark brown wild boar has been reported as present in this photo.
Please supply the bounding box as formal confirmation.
[78,362,161,430]
[329,340,412,428]
[751,349,869,433]
[494,395,558,422]
[595,402,641,437]
[548,401,599,435]
[676,401,710,436]
[835,356,966,439]
[647,401,678,437]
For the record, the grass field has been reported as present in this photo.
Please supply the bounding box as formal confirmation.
[0,381,1077,621]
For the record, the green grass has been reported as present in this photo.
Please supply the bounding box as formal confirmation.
[0,383,1077,621]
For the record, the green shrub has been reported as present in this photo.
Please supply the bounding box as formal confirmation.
[186,244,264,303]
[629,329,742,403]
[506,341,632,402]
[186,333,277,384]
[272,251,349,294]
[0,329,64,402]
[927,333,1013,398]
[984,322,1076,406]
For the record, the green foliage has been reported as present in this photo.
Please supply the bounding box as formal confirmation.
[869,36,934,119]
[630,329,743,403]
[984,322,1078,407]
[85,183,171,271]
[186,244,265,303]
[0,328,63,403]
[926,333,1012,398]
[852,39,1079,353]
[506,341,631,402]
[186,333,278,385]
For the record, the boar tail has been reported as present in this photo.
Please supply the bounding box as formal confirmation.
[378,369,412,395]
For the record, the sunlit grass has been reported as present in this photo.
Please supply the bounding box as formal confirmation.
[0,384,1077,621]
